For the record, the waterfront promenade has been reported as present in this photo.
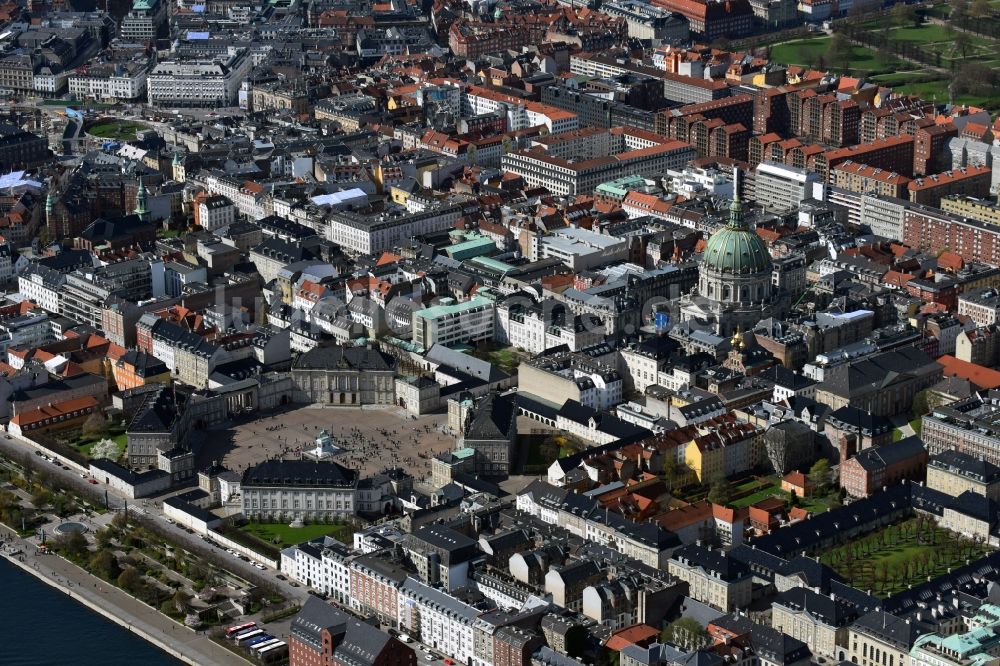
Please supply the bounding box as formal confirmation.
[0,525,248,666]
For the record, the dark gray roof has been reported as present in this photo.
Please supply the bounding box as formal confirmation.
[750,484,912,557]
[425,344,509,384]
[849,436,926,472]
[763,365,818,390]
[775,587,858,627]
[777,556,846,592]
[820,347,939,400]
[948,490,998,525]
[294,345,395,371]
[852,610,930,649]
[411,524,477,555]
[711,612,812,664]
[827,406,893,435]
[126,385,180,434]
[465,393,516,441]
[929,449,1000,483]
[241,459,358,488]
[551,559,601,584]
[671,544,750,582]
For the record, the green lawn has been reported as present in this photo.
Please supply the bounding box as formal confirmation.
[240,521,354,547]
[769,36,895,73]
[819,517,991,596]
[71,429,127,460]
[730,480,782,508]
[729,476,834,512]
[894,78,1000,109]
[769,36,832,65]
[87,121,149,140]
[889,23,957,43]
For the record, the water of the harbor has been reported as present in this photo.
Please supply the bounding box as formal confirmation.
[0,557,184,665]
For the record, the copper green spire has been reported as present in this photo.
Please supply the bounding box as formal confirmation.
[135,174,150,221]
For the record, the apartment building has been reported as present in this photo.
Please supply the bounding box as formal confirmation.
[848,611,927,666]
[399,578,482,664]
[667,543,751,611]
[926,449,1000,501]
[68,60,149,101]
[18,265,66,313]
[119,0,167,43]
[569,53,729,104]
[412,296,495,349]
[0,124,50,172]
[683,420,761,482]
[289,596,417,666]
[859,193,909,241]
[601,0,691,41]
[908,166,993,208]
[941,195,1000,226]
[194,195,236,232]
[832,161,911,199]
[494,294,605,354]
[755,161,821,212]
[903,205,1000,265]
[519,351,623,411]
[502,140,694,196]
[772,587,857,659]
[459,84,579,134]
[818,136,915,181]
[652,0,752,39]
[921,393,1000,468]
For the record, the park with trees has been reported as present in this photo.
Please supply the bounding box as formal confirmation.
[817,514,991,596]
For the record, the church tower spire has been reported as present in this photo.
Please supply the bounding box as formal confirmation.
[134,175,150,222]
[728,168,747,230]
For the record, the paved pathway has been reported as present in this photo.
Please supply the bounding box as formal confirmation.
[0,525,248,666]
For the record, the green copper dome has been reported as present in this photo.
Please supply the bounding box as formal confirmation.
[701,186,772,276]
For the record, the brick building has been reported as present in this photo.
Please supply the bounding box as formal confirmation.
[839,436,927,498]
[913,123,957,176]
[903,205,1000,265]
[817,135,915,181]
[289,596,417,666]
[651,0,753,39]
[907,166,993,208]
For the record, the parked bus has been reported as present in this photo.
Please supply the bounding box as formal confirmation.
[251,639,282,654]
[259,641,288,663]
[232,628,260,642]
[226,622,257,638]
[244,635,274,649]
[235,629,265,645]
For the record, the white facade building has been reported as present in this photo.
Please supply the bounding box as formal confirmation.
[326,203,464,255]
[755,161,821,213]
[18,267,65,313]
[69,62,149,101]
[147,50,252,107]
[412,296,495,349]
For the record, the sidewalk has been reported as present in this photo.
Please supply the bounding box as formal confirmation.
[0,525,248,666]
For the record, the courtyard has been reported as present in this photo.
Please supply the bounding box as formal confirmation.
[239,521,354,547]
[818,516,991,596]
[196,405,456,486]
